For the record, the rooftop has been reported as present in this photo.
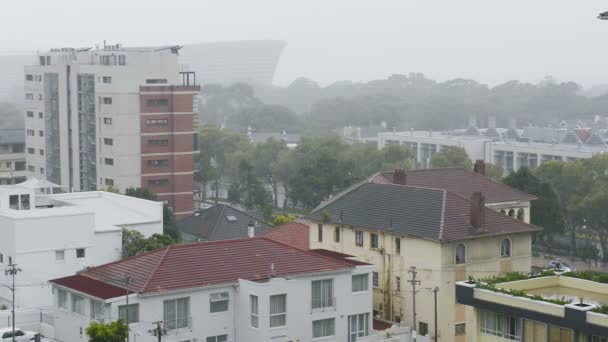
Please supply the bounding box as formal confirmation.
[262,221,310,250]
[50,238,356,298]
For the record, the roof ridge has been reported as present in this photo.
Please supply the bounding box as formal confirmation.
[438,190,447,241]
[311,174,377,213]
[142,246,172,292]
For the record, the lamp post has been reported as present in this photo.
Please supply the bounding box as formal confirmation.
[2,263,22,342]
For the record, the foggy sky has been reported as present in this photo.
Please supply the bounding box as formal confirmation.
[2,0,608,87]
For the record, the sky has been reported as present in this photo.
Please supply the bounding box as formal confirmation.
[2,0,608,87]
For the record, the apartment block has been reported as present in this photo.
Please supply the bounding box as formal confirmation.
[24,44,199,218]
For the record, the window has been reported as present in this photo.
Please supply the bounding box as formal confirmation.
[455,323,466,335]
[40,167,44,174]
[164,297,190,330]
[38,112,43,119]
[313,318,335,338]
[118,55,126,66]
[317,224,323,242]
[250,295,258,328]
[14,162,25,171]
[57,288,68,309]
[270,294,287,327]
[146,119,169,126]
[39,130,44,137]
[370,233,378,249]
[395,277,401,292]
[102,76,112,84]
[26,129,35,136]
[372,272,379,288]
[312,279,333,309]
[90,300,104,321]
[517,208,525,221]
[26,111,34,118]
[105,179,114,186]
[27,148,35,154]
[348,313,369,341]
[104,138,113,145]
[71,294,85,314]
[501,239,512,258]
[28,165,35,172]
[25,74,33,81]
[104,158,114,166]
[9,195,18,209]
[352,274,369,292]
[102,97,112,104]
[455,243,466,264]
[37,94,43,101]
[148,179,169,186]
[147,99,169,107]
[148,139,169,146]
[146,79,168,84]
[395,238,401,255]
[334,227,340,242]
[118,304,139,324]
[147,159,169,167]
[548,325,572,342]
[480,309,521,341]
[508,209,515,217]
[210,292,229,313]
[355,231,364,246]
[205,335,227,342]
[0,254,2,263]
[76,248,86,259]
[103,117,112,125]
[20,194,30,210]
[25,93,34,100]
[55,250,65,262]
[8,257,11,265]
[419,322,429,336]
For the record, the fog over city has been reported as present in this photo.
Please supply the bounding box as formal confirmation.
[2,0,608,87]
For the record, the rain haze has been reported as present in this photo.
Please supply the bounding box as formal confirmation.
[2,0,608,87]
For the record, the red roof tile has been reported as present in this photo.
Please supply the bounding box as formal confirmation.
[262,221,310,250]
[50,237,354,298]
[372,168,537,203]
[51,274,127,300]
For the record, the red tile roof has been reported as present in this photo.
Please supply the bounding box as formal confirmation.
[373,318,394,331]
[262,221,310,250]
[372,168,537,203]
[51,274,127,300]
[308,249,371,266]
[50,237,354,298]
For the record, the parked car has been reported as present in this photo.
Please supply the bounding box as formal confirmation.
[547,260,574,274]
[0,328,37,342]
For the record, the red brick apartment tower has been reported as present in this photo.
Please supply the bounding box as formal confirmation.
[139,83,200,220]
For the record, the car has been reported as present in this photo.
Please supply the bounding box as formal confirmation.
[0,328,38,342]
[547,260,574,274]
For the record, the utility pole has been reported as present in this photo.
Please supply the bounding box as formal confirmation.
[122,274,132,342]
[433,287,439,342]
[5,264,22,342]
[408,266,421,341]
[151,321,164,342]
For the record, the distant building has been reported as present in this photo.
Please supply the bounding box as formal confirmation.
[24,44,199,219]
[0,129,26,184]
[342,125,387,145]
[248,128,301,148]
[50,237,374,342]
[0,181,163,308]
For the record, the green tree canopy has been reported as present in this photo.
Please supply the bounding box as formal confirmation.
[86,320,128,342]
[429,147,472,169]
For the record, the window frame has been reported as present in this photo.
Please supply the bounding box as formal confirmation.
[372,272,379,288]
[163,297,190,330]
[455,243,467,264]
[311,279,334,310]
[395,237,401,255]
[76,248,86,259]
[355,230,364,247]
[334,226,340,242]
[269,294,287,328]
[352,274,369,293]
[118,303,140,324]
[250,294,258,328]
[313,318,336,339]
[370,233,379,249]
[318,224,323,242]
[209,291,229,313]
[500,238,512,258]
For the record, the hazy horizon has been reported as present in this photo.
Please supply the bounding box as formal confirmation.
[2,1,608,88]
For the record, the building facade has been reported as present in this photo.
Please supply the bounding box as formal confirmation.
[24,45,199,218]
[306,169,539,342]
[50,238,374,342]
[0,182,163,308]
[0,129,26,184]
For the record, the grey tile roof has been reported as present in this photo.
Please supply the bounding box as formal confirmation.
[177,204,272,241]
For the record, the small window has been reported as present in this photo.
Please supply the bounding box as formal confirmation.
[500,239,512,258]
[516,208,525,221]
[395,276,401,292]
[25,74,34,81]
[55,250,65,262]
[102,76,112,84]
[455,243,466,264]
[148,179,169,186]
[27,148,35,154]
[118,55,126,66]
[105,178,114,186]
[37,94,43,101]
[25,93,34,100]
[317,224,323,242]
[250,295,258,328]
[103,117,112,125]
[38,112,43,119]
[39,130,44,137]
[395,237,401,255]
[146,79,168,84]
[313,318,335,338]
[146,119,169,126]
[26,111,34,118]
[28,165,35,172]
[57,288,68,309]
[270,294,287,327]
[148,139,169,146]
[26,129,35,136]
[370,233,378,249]
[334,227,340,242]
[118,303,139,324]
[39,149,44,156]
[8,257,12,265]
[455,323,466,335]
[104,158,114,166]
[0,253,3,263]
[104,138,113,145]
[205,336,227,342]
[147,99,169,107]
[355,231,364,247]
[40,167,44,175]
[508,209,515,217]
[352,274,369,292]
[372,272,379,288]
[103,97,112,105]
[147,159,169,167]
[210,292,229,313]
[419,322,429,336]
[76,248,86,259]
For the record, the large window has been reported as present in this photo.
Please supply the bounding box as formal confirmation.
[312,279,334,309]
[250,295,258,328]
[348,313,369,341]
[370,233,379,249]
[71,294,85,315]
[210,292,229,313]
[355,231,364,246]
[270,294,287,327]
[57,288,67,309]
[164,297,190,330]
[313,318,335,338]
[501,239,512,258]
[90,300,104,321]
[455,243,466,264]
[118,304,139,324]
[352,274,369,292]
[480,309,521,341]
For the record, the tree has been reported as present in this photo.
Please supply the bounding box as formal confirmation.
[122,229,174,258]
[86,320,128,342]
[429,147,472,169]
[269,213,296,226]
[123,187,179,240]
[484,163,505,181]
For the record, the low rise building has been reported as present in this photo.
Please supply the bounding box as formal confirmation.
[0,129,26,185]
[456,273,608,341]
[0,181,163,308]
[50,237,374,342]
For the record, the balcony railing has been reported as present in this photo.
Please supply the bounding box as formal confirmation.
[311,297,336,313]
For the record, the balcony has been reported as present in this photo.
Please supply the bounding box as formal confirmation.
[311,297,336,313]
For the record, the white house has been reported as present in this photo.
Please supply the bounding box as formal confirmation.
[49,237,375,342]
[0,181,163,308]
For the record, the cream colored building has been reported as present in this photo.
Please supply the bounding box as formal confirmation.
[307,168,539,342]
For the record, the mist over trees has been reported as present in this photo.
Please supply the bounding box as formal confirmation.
[0,102,23,129]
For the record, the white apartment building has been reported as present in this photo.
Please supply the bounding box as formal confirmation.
[50,238,374,342]
[0,129,27,184]
[0,181,163,308]
[378,129,607,173]
[23,44,199,219]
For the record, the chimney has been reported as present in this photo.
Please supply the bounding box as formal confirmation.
[470,192,486,231]
[248,221,255,238]
[473,160,486,176]
[392,169,407,185]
